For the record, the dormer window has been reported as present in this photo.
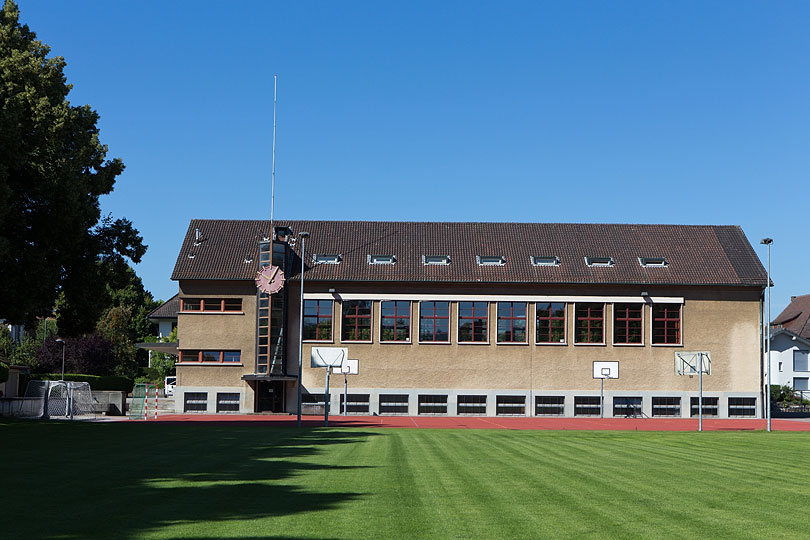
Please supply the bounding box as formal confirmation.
[639,257,668,267]
[477,255,506,266]
[368,254,396,265]
[531,256,560,267]
[585,256,614,267]
[312,253,342,265]
[423,255,451,265]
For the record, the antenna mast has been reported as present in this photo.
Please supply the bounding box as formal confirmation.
[270,74,277,232]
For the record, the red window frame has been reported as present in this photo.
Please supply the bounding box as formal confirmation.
[303,300,333,341]
[419,301,450,343]
[536,302,566,344]
[575,303,604,344]
[497,302,527,343]
[652,304,681,344]
[341,301,372,342]
[613,303,643,344]
[458,301,488,343]
[380,301,411,342]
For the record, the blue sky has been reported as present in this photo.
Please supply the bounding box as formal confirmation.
[16,1,809,313]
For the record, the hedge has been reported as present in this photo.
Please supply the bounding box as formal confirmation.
[19,373,134,393]
[0,362,8,384]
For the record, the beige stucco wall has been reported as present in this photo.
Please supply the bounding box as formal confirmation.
[173,279,763,411]
[289,283,762,394]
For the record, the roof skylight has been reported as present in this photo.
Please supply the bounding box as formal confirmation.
[531,256,560,267]
[639,257,668,267]
[368,254,396,265]
[312,253,342,265]
[477,255,506,266]
[585,256,614,267]
[423,255,451,265]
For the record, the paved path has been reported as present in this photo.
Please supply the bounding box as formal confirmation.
[133,414,810,431]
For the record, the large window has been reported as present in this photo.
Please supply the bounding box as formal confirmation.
[458,302,488,343]
[419,301,450,343]
[342,300,372,342]
[613,303,643,344]
[303,300,333,341]
[381,301,411,342]
[575,303,604,344]
[652,305,681,344]
[497,302,527,343]
[180,298,242,312]
[536,302,566,344]
[794,351,809,372]
[179,350,241,363]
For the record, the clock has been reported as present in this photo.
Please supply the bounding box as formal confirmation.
[256,265,285,294]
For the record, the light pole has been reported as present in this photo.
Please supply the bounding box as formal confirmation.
[761,238,773,432]
[297,231,310,428]
[55,338,66,380]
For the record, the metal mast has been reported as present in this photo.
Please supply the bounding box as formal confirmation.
[270,75,277,229]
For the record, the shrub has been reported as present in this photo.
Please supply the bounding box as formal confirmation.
[0,362,8,384]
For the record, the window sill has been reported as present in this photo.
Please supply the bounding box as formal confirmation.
[573,342,606,346]
[340,340,373,344]
[380,341,412,345]
[651,343,683,347]
[176,363,244,366]
[536,341,568,346]
[496,341,529,346]
[417,341,452,345]
[458,341,490,345]
[613,343,645,347]
[303,340,334,344]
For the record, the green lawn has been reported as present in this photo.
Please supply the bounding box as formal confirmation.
[1,419,806,540]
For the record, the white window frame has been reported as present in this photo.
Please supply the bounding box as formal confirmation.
[531,256,560,267]
[638,257,668,267]
[422,255,451,265]
[379,300,412,344]
[417,300,451,344]
[794,350,810,372]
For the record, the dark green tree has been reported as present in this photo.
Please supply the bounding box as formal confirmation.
[0,0,146,333]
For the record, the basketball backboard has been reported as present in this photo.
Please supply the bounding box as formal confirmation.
[332,358,359,375]
[593,361,619,379]
[311,347,348,368]
[675,351,711,376]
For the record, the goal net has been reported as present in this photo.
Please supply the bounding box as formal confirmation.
[20,380,95,419]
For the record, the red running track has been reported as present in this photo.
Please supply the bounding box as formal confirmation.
[135,414,810,431]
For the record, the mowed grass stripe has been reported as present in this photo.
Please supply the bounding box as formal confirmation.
[3,420,809,540]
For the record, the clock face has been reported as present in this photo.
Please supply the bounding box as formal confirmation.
[255,265,285,294]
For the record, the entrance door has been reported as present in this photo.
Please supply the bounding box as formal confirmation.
[256,381,286,413]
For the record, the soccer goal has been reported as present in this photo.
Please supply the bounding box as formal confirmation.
[20,380,95,419]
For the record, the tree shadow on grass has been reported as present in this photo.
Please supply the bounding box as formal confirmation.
[4,424,380,540]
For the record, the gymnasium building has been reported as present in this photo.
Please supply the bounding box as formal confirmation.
[168,219,767,418]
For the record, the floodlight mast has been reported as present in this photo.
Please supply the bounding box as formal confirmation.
[296,231,310,428]
[761,238,773,432]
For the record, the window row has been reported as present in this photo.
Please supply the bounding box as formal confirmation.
[303,300,682,345]
[184,392,241,413]
[180,298,243,312]
[179,350,242,363]
[312,254,668,268]
[297,394,755,417]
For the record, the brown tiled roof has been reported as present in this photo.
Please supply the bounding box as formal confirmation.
[171,220,767,287]
[771,294,810,339]
[148,294,180,320]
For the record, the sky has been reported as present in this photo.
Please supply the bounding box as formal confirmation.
[15,1,809,314]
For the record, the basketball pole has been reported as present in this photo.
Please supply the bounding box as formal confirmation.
[297,232,309,428]
[698,353,703,432]
[761,237,772,432]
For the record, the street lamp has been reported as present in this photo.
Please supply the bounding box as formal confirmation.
[55,338,66,381]
[296,231,310,428]
[760,237,773,432]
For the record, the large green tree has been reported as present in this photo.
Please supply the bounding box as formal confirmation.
[0,0,146,333]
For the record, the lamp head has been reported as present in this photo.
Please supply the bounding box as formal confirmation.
[760,238,773,245]
[299,231,310,239]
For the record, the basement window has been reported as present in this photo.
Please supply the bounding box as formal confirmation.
[312,254,342,265]
[585,256,614,267]
[477,255,506,266]
[422,255,451,265]
[531,256,560,267]
[368,254,396,265]
[639,257,668,267]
